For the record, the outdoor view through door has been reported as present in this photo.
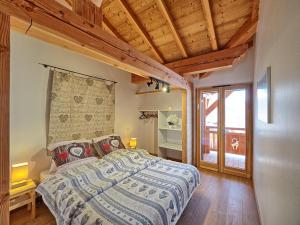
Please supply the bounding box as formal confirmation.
[200,90,219,166]
[197,84,252,178]
[224,89,246,170]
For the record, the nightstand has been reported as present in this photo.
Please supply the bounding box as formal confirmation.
[9,179,36,219]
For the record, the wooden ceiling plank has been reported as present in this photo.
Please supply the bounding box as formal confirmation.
[156,0,188,58]
[103,17,125,42]
[116,0,165,63]
[1,0,188,89]
[225,18,258,48]
[200,0,218,50]
[166,44,248,69]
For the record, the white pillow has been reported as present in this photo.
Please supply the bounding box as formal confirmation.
[92,134,119,143]
[49,160,58,173]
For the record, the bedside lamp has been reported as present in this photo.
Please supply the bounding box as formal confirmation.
[129,138,137,149]
[11,162,29,189]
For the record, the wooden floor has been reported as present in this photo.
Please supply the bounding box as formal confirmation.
[10,170,260,225]
[203,151,246,169]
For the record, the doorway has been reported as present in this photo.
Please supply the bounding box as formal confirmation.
[196,84,252,178]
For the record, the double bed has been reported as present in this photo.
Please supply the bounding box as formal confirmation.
[37,149,200,225]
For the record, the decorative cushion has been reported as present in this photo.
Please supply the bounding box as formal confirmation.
[48,140,96,167]
[92,134,125,156]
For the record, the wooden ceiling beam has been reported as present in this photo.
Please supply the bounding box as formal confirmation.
[166,44,248,69]
[1,0,188,89]
[198,0,259,79]
[90,0,103,7]
[200,0,218,50]
[156,0,188,58]
[131,74,149,84]
[64,0,73,7]
[198,72,211,79]
[166,44,248,75]
[73,0,103,27]
[251,0,260,21]
[225,18,258,48]
[116,0,165,63]
[179,58,234,75]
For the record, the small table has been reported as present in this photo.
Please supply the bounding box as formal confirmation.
[9,179,36,219]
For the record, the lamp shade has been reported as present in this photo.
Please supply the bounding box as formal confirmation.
[129,138,137,149]
[11,162,29,184]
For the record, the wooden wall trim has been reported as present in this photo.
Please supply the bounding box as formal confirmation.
[0,11,10,225]
[182,90,187,163]
[0,0,189,89]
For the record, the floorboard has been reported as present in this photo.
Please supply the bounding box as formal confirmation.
[10,170,260,225]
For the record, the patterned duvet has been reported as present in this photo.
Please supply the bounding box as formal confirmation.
[37,149,200,225]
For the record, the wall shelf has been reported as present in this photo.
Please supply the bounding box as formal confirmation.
[159,143,182,151]
[158,110,182,158]
[159,126,182,131]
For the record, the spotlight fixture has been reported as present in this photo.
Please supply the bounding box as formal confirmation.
[146,77,170,93]
[155,80,160,90]
[162,83,168,92]
[166,84,170,93]
[147,77,153,87]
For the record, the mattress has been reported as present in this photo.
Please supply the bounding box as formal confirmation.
[36,149,200,225]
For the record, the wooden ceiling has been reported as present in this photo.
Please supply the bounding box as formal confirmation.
[102,0,254,64]
[54,0,258,80]
[8,0,256,84]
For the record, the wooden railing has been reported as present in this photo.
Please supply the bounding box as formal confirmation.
[203,126,246,155]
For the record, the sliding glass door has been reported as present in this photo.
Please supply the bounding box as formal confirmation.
[197,84,252,178]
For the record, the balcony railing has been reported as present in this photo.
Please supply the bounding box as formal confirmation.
[202,126,246,155]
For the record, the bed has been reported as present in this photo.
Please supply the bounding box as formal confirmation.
[37,149,200,225]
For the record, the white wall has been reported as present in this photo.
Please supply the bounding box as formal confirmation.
[10,31,140,181]
[253,1,300,225]
[191,47,254,88]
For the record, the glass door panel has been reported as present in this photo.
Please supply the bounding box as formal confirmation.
[200,91,219,165]
[224,89,246,170]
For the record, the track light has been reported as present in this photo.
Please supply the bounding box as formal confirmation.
[155,80,160,90]
[147,77,153,87]
[166,84,170,93]
[162,83,167,92]
[146,77,170,93]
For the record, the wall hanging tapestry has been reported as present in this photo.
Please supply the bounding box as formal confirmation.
[47,70,115,145]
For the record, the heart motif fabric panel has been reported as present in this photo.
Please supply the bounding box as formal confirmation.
[47,71,115,145]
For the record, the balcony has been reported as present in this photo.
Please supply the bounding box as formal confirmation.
[202,126,246,169]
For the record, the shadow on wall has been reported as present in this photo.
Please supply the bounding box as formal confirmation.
[30,147,51,182]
